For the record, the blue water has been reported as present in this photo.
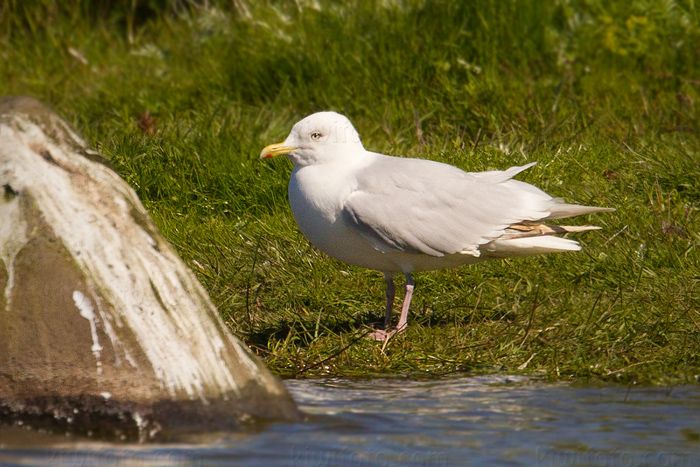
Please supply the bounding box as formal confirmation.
[2,376,699,466]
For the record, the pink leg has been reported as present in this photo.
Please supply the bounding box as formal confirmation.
[395,273,414,332]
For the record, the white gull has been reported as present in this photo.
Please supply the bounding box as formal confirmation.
[261,112,614,340]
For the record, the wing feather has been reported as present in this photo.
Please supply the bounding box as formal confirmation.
[342,156,552,257]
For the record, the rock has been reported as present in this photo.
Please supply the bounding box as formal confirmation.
[0,96,301,441]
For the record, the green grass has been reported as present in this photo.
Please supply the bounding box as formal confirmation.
[2,0,699,384]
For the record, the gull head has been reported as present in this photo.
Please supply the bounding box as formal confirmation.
[260,111,365,166]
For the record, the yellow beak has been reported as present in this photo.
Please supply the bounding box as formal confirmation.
[260,142,297,159]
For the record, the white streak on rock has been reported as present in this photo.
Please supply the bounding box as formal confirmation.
[0,195,28,309]
[95,295,137,368]
[73,290,103,375]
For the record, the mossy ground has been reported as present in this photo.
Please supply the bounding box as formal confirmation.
[2,0,699,384]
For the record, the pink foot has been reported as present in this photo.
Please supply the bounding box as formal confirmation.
[368,328,397,341]
[367,323,407,341]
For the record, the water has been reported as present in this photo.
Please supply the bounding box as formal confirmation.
[2,376,699,466]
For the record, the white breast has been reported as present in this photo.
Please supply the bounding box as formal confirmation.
[288,162,401,272]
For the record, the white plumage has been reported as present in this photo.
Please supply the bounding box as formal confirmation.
[261,112,613,340]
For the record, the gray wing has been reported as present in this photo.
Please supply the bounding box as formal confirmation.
[341,156,552,257]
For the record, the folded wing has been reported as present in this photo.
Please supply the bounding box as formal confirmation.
[342,156,612,258]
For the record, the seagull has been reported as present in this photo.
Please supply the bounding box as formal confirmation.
[260,112,613,340]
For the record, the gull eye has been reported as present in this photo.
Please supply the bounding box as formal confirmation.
[310,131,322,141]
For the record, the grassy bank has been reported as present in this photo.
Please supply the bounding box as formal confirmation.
[2,0,699,384]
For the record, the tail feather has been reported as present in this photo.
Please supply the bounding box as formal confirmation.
[546,202,615,220]
[484,236,581,258]
[482,220,605,258]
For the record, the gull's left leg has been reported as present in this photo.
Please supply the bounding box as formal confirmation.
[395,273,414,332]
